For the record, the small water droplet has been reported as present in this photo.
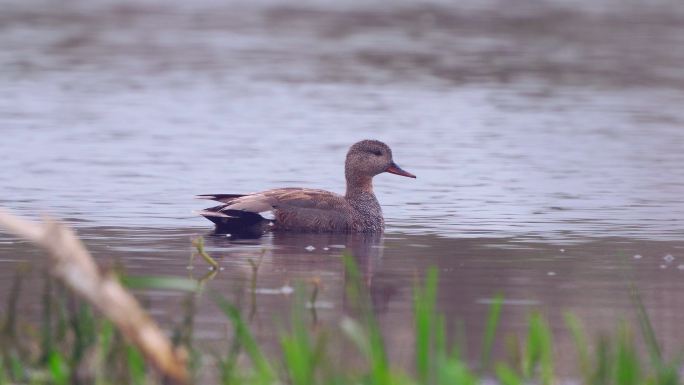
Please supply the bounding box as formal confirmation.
[633,254,643,259]
[281,285,294,294]
[305,245,315,251]
[547,271,556,276]
[660,264,668,269]
[323,247,329,251]
[559,249,565,253]
[664,254,675,262]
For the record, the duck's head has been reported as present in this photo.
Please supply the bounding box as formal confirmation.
[345,139,416,180]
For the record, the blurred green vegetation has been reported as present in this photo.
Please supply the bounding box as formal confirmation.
[0,254,680,385]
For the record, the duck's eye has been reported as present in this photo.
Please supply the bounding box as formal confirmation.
[371,150,382,156]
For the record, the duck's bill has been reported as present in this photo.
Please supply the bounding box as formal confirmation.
[385,162,416,178]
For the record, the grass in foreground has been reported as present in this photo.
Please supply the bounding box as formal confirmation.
[0,255,681,385]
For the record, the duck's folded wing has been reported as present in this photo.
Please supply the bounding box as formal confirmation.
[267,189,355,231]
[219,189,341,211]
[265,189,345,210]
[218,193,279,213]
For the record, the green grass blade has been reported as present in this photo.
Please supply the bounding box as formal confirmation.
[340,317,370,357]
[615,325,639,385]
[95,320,115,385]
[504,334,523,376]
[434,313,447,360]
[47,351,69,385]
[414,267,438,383]
[593,335,612,385]
[0,359,4,385]
[342,255,391,385]
[437,359,478,385]
[564,312,591,384]
[40,273,54,364]
[0,357,8,385]
[495,363,524,385]
[654,362,680,385]
[525,312,554,385]
[7,353,24,382]
[280,286,317,385]
[480,294,503,371]
[366,314,390,383]
[2,268,26,337]
[212,292,275,383]
[631,286,662,365]
[70,302,96,365]
[126,345,146,385]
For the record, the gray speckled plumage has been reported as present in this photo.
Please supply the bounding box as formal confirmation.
[197,140,415,234]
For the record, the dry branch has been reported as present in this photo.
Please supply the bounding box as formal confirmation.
[0,209,188,383]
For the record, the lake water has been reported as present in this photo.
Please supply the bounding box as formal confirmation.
[1,0,684,376]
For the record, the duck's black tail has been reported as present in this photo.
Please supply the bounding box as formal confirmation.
[197,205,270,237]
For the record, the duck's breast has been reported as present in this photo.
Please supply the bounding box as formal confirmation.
[346,192,384,233]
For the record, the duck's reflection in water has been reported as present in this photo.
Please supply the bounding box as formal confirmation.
[199,231,398,321]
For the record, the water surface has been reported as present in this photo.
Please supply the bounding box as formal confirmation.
[2,0,684,375]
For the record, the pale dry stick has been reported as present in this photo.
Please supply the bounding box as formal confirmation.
[0,209,189,384]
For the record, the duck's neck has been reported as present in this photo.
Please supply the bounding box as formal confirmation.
[345,172,374,199]
[345,170,381,204]
[345,173,384,232]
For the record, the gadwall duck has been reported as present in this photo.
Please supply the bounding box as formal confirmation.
[196,140,415,234]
